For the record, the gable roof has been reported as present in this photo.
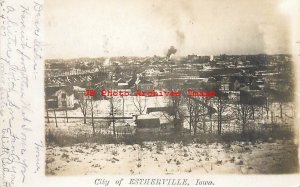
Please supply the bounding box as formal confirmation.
[135,78,153,85]
[45,85,73,98]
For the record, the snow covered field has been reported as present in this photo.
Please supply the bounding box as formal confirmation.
[46,141,298,175]
[45,96,297,176]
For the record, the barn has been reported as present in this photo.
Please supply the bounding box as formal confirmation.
[135,114,160,139]
[45,85,75,109]
[240,86,266,105]
[134,112,174,139]
[135,78,154,92]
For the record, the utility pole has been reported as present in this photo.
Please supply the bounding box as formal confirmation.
[110,97,116,137]
[46,109,50,123]
[65,108,68,123]
[90,97,95,136]
[110,74,116,137]
[122,95,125,122]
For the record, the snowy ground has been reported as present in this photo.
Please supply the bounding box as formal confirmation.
[45,101,295,137]
[46,140,298,176]
[45,98,297,176]
[46,97,295,130]
[47,96,170,117]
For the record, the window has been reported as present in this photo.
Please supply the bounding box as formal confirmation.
[61,93,66,99]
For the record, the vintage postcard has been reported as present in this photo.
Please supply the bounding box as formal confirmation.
[1,0,300,186]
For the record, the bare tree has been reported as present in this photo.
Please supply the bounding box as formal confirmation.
[75,92,88,124]
[89,96,96,136]
[236,103,253,135]
[184,97,205,135]
[110,97,119,137]
[132,96,147,114]
[169,95,184,135]
[164,79,184,135]
[183,84,217,135]
[215,93,228,135]
[263,85,272,120]
[185,97,194,135]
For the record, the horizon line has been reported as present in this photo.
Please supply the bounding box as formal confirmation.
[45,53,292,61]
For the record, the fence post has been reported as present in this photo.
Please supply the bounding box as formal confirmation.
[65,108,68,123]
[54,110,58,127]
[46,109,50,123]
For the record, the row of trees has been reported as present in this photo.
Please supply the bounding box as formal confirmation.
[165,82,292,137]
[74,90,149,137]
[70,80,293,138]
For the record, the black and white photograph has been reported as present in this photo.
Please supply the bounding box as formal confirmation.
[44,0,299,176]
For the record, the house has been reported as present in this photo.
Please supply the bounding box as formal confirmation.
[146,107,175,115]
[229,74,252,91]
[182,77,217,92]
[127,76,137,87]
[220,76,230,91]
[233,80,241,91]
[135,114,161,139]
[240,86,266,105]
[134,112,173,139]
[45,85,74,109]
[149,112,173,131]
[135,78,154,92]
[115,78,129,89]
[135,114,160,128]
[117,82,129,89]
[73,85,86,98]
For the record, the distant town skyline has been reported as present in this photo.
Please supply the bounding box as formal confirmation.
[45,0,293,59]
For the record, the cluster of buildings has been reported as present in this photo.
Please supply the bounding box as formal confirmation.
[45,54,293,134]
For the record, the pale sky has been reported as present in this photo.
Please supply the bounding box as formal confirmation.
[45,0,292,59]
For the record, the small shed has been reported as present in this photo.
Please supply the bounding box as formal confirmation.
[135,114,160,128]
[135,78,154,92]
[45,85,74,109]
[240,86,266,105]
[135,114,161,138]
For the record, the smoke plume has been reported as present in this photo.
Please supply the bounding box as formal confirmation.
[166,46,177,58]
